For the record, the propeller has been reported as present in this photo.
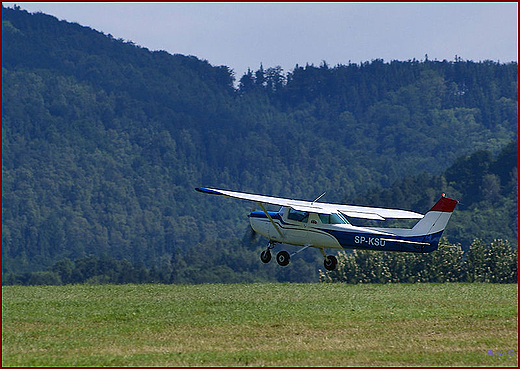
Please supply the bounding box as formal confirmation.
[242,225,260,246]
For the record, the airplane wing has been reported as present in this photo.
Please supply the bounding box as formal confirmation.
[195,187,424,220]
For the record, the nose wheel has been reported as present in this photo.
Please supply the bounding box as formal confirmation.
[260,242,275,264]
[260,249,272,263]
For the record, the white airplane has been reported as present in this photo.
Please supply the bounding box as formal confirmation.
[196,187,458,271]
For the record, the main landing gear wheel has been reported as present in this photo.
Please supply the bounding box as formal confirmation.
[260,250,272,263]
[324,255,338,271]
[276,251,290,266]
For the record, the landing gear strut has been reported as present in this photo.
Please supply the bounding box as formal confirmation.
[260,243,337,270]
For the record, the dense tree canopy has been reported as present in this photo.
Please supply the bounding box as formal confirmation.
[2,6,517,282]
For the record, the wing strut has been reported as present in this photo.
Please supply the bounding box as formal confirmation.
[257,202,284,239]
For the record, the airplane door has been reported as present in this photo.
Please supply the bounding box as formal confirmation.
[284,208,310,245]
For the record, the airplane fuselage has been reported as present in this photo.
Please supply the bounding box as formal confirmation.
[249,206,441,253]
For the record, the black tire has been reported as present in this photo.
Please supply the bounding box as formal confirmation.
[324,255,338,271]
[260,250,272,263]
[276,251,290,266]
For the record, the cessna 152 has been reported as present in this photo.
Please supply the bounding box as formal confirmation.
[196,187,458,271]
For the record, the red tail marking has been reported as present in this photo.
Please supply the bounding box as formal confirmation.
[429,196,458,212]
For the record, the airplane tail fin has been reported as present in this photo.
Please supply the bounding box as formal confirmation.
[410,195,458,249]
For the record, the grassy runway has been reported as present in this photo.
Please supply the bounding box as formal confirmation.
[2,283,518,366]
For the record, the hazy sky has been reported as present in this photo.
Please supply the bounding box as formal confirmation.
[4,2,518,79]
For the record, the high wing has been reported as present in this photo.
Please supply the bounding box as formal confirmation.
[196,187,424,220]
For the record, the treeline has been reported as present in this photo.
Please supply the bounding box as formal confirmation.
[3,238,516,286]
[319,239,518,284]
[2,6,518,278]
[1,236,319,285]
[242,58,518,126]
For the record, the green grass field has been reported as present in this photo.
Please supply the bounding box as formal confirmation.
[2,283,518,366]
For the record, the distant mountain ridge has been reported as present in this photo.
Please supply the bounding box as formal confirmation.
[2,6,517,277]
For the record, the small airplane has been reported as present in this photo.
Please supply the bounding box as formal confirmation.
[196,187,458,271]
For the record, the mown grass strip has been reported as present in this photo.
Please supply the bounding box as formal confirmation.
[2,283,518,366]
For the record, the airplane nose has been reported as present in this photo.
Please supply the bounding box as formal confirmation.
[248,212,268,237]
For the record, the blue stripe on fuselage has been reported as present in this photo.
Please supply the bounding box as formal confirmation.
[320,229,442,253]
[249,210,282,220]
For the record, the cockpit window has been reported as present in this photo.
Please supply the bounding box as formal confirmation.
[287,209,309,223]
[319,213,350,224]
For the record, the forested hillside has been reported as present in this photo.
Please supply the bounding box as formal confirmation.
[2,6,517,280]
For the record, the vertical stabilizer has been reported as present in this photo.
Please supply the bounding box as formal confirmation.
[411,195,458,236]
